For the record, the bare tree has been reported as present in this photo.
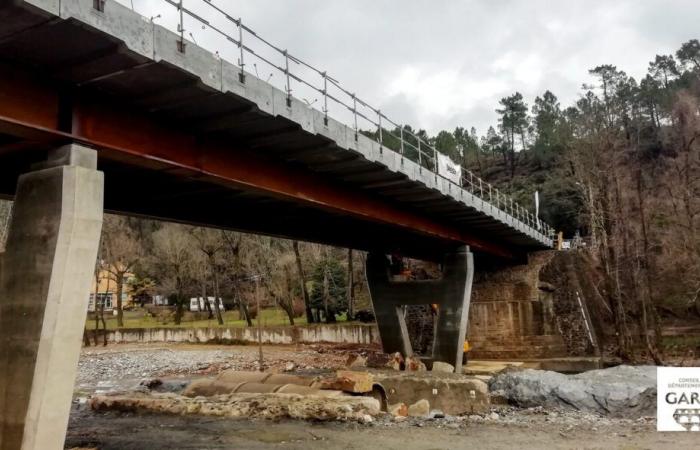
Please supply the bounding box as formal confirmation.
[152,225,194,325]
[190,227,225,325]
[346,249,355,320]
[221,231,253,326]
[92,257,110,346]
[292,241,314,323]
[102,215,144,327]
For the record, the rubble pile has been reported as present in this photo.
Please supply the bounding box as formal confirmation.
[90,392,380,422]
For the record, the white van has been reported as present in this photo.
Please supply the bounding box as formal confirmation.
[189,296,225,312]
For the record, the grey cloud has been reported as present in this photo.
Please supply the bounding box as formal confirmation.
[130,0,700,135]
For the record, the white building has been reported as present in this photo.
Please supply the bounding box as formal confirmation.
[189,297,225,312]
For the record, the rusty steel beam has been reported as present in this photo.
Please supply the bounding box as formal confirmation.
[0,69,514,259]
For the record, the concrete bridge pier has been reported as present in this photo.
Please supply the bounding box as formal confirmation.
[366,246,474,372]
[0,144,104,450]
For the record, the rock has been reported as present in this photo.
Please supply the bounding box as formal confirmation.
[488,412,500,420]
[405,356,427,372]
[182,379,244,397]
[431,362,455,373]
[315,370,374,393]
[366,352,404,370]
[346,354,368,368]
[407,399,430,417]
[388,402,408,417]
[430,410,445,419]
[385,352,404,371]
[140,378,163,389]
[284,362,296,372]
[489,365,657,418]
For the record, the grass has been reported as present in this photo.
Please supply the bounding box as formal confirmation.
[85,308,349,330]
[661,334,700,349]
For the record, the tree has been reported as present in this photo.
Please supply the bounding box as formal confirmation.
[151,225,194,325]
[588,65,634,128]
[310,256,347,323]
[102,215,144,327]
[292,240,314,323]
[92,255,110,346]
[127,276,156,306]
[220,231,254,326]
[433,130,459,163]
[649,55,679,89]
[531,91,563,167]
[496,92,529,178]
[454,126,483,174]
[676,39,700,72]
[346,249,355,320]
[638,75,662,129]
[190,227,225,325]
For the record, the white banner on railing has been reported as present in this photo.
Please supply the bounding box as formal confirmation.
[437,154,462,185]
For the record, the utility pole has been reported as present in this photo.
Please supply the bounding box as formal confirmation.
[254,274,264,371]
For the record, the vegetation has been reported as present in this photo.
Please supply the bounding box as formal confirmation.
[359,38,700,362]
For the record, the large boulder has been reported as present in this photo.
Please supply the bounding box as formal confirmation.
[489,365,657,418]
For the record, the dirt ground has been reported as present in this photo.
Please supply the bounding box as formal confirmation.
[67,343,698,450]
[66,408,694,450]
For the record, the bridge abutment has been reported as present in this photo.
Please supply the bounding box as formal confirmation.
[366,246,474,372]
[0,144,103,450]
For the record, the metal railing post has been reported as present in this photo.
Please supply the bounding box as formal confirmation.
[352,95,358,141]
[238,18,245,83]
[177,0,185,53]
[377,110,382,145]
[322,72,329,126]
[284,50,291,107]
[400,126,405,155]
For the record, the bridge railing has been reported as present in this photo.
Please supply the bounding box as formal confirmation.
[116,0,554,241]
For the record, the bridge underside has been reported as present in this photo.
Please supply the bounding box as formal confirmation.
[0,61,525,262]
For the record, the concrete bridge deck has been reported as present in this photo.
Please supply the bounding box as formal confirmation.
[0,0,552,261]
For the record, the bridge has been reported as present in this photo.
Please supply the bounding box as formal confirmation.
[0,1,555,449]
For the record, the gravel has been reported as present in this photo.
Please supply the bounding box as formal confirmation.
[75,344,348,393]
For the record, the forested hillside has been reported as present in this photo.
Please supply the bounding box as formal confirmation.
[372,39,700,361]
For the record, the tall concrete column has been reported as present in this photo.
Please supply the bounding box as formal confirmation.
[366,246,474,372]
[0,144,104,450]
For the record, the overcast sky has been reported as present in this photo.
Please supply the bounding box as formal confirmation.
[128,0,700,135]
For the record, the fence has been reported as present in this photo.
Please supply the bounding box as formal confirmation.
[111,0,554,240]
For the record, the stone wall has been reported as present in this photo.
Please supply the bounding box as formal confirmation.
[466,251,569,359]
[105,323,380,346]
